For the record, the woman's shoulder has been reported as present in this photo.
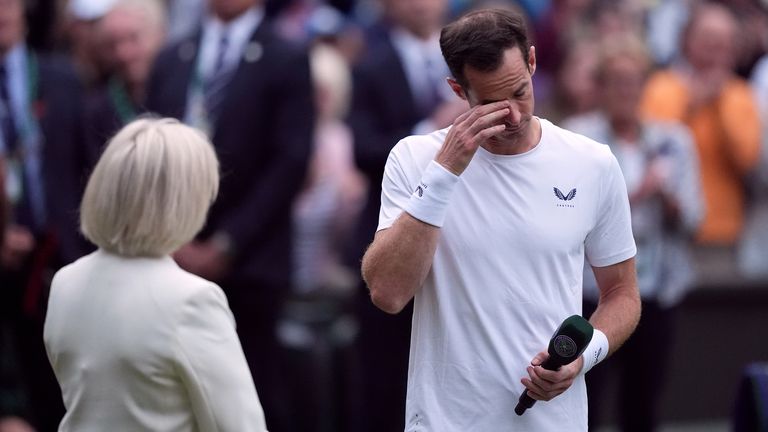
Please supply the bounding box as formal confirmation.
[51,251,101,288]
[54,250,224,305]
[138,261,226,315]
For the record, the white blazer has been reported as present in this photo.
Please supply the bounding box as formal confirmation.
[44,250,268,432]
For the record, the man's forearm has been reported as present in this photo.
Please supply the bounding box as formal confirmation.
[590,288,641,355]
[361,213,440,314]
[590,258,641,355]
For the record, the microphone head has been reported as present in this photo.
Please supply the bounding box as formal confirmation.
[546,315,594,367]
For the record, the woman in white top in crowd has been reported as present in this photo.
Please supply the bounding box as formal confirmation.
[43,118,268,431]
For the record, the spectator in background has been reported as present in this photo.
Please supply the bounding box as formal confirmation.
[533,0,593,78]
[585,0,644,38]
[346,0,465,429]
[645,0,692,67]
[0,0,87,429]
[24,0,60,52]
[641,1,761,281]
[282,40,365,432]
[83,0,167,167]
[563,34,703,432]
[537,0,645,122]
[305,5,367,66]
[165,0,206,44]
[145,0,314,429]
[539,36,598,121]
[743,34,768,279]
[736,134,768,278]
[727,0,768,79]
[44,118,267,432]
[294,42,364,297]
[0,159,30,432]
[272,2,367,66]
[62,0,117,87]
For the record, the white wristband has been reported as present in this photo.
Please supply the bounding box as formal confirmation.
[404,160,460,227]
[580,328,609,375]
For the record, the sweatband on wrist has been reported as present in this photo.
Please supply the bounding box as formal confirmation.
[403,160,460,227]
[580,328,609,375]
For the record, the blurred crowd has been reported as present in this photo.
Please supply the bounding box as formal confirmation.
[1,0,767,431]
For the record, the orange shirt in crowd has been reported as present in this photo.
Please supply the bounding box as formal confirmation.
[641,70,761,245]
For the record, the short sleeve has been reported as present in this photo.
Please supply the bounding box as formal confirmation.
[377,142,419,231]
[173,284,268,432]
[585,154,637,267]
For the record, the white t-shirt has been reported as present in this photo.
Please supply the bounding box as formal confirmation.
[377,118,636,432]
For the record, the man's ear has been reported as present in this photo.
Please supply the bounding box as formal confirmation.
[447,77,467,100]
[528,46,537,76]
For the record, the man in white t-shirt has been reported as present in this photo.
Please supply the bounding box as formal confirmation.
[361,9,641,431]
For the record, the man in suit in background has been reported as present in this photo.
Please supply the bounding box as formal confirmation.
[0,0,87,429]
[82,0,167,169]
[145,0,314,429]
[346,0,466,430]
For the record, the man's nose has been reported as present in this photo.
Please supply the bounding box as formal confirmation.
[506,105,522,124]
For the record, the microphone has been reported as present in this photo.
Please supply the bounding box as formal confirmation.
[514,314,594,416]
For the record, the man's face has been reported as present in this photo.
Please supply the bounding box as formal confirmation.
[0,0,24,54]
[685,7,736,72]
[599,55,645,124]
[98,7,164,87]
[452,46,536,146]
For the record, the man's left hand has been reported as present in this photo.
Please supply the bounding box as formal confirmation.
[520,351,582,401]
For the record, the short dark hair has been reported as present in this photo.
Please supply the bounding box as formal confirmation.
[440,9,531,89]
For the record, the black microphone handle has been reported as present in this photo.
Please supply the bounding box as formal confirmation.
[513,358,562,415]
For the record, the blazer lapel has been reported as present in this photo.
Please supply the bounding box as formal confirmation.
[167,33,201,120]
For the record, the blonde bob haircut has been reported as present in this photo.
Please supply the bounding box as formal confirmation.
[80,118,219,257]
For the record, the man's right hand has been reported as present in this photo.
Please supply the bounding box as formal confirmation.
[435,101,510,175]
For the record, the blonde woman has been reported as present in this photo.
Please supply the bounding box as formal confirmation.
[43,118,267,431]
